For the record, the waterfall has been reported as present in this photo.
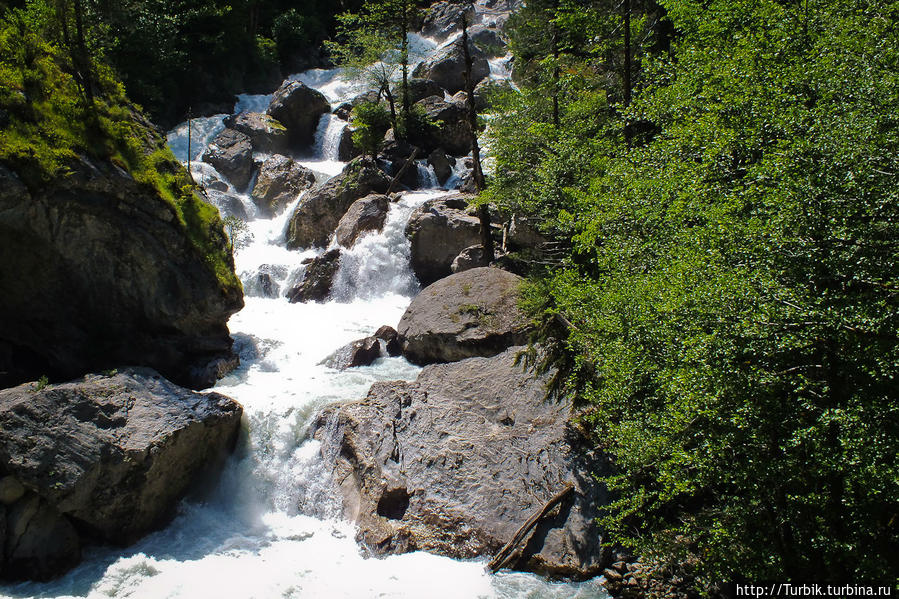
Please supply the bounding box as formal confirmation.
[415,160,440,189]
[312,114,347,162]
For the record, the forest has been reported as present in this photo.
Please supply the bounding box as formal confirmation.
[0,0,896,594]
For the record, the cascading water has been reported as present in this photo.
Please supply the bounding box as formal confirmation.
[1,9,608,599]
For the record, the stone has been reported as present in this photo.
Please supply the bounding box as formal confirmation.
[375,325,402,357]
[286,158,391,249]
[335,194,390,248]
[287,249,342,303]
[0,156,243,391]
[320,336,383,370]
[410,95,473,156]
[267,80,331,147]
[251,154,316,217]
[242,264,289,299]
[391,78,445,105]
[405,193,482,286]
[420,1,476,40]
[223,111,289,153]
[0,476,25,505]
[337,125,362,161]
[0,369,242,578]
[311,347,608,579]
[470,26,507,57]
[397,267,530,365]
[4,494,80,581]
[412,38,490,95]
[204,189,251,220]
[427,149,455,185]
[451,244,487,273]
[201,128,255,190]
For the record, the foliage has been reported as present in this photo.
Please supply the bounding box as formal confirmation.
[496,0,899,586]
[0,4,240,291]
[350,100,391,158]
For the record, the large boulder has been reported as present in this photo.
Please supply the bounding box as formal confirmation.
[412,38,490,95]
[410,95,473,156]
[286,158,391,249]
[335,194,390,248]
[204,189,251,221]
[0,155,243,391]
[223,112,289,154]
[470,26,507,57]
[405,193,482,285]
[267,81,331,147]
[311,347,608,579]
[420,1,476,40]
[397,267,530,364]
[0,369,243,580]
[337,125,362,161]
[391,78,445,106]
[201,128,255,190]
[287,249,342,303]
[251,154,316,217]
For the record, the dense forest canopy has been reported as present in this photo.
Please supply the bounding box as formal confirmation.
[490,0,899,585]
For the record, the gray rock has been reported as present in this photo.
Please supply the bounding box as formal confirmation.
[397,267,530,364]
[420,1,476,40]
[0,369,242,578]
[251,154,316,217]
[337,125,362,161]
[0,155,243,391]
[201,128,255,190]
[286,158,391,249]
[391,78,445,105]
[336,194,390,248]
[375,325,402,357]
[4,494,80,581]
[470,26,507,57]
[287,249,341,303]
[411,96,473,156]
[267,81,331,147]
[451,244,487,273]
[412,38,490,94]
[321,336,383,370]
[405,193,482,285]
[311,347,608,579]
[243,264,288,299]
[427,149,455,185]
[0,476,25,505]
[223,112,289,153]
[204,189,250,220]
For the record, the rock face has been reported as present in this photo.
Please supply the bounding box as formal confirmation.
[337,125,361,161]
[223,112,289,154]
[411,95,473,156]
[0,369,243,580]
[405,193,482,285]
[412,38,490,94]
[251,154,316,217]
[201,128,255,190]
[420,0,476,40]
[391,78,445,106]
[397,267,530,365]
[287,249,342,303]
[335,194,390,248]
[267,81,331,147]
[0,158,243,391]
[286,158,391,249]
[311,347,608,579]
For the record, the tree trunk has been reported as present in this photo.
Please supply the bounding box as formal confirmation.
[401,0,411,119]
[623,0,632,146]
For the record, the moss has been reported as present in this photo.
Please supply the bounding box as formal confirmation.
[0,8,240,293]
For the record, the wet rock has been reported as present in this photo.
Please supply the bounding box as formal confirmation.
[337,125,362,161]
[243,264,288,298]
[405,193,482,285]
[0,369,243,578]
[451,244,487,273]
[397,267,530,364]
[391,78,445,105]
[334,102,354,120]
[312,347,608,579]
[375,325,402,357]
[420,1,476,40]
[427,149,455,185]
[412,37,490,94]
[201,128,255,190]
[335,194,390,248]
[267,81,331,148]
[410,95,473,156]
[321,335,383,370]
[286,158,391,249]
[287,249,341,303]
[251,154,316,217]
[223,111,289,154]
[204,189,251,220]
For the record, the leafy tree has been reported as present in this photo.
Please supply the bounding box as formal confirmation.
[350,100,391,158]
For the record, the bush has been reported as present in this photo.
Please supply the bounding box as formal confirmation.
[350,100,391,158]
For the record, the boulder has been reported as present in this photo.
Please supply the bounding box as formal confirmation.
[0,155,243,391]
[242,264,289,299]
[335,194,390,248]
[397,267,530,364]
[412,38,490,95]
[410,95,473,156]
[251,154,316,217]
[428,148,455,185]
[375,325,402,357]
[337,125,362,161]
[0,369,243,579]
[420,1,476,40]
[266,81,331,147]
[470,26,507,57]
[320,336,382,370]
[286,158,391,249]
[287,249,341,303]
[405,193,482,285]
[391,78,445,106]
[223,112,289,153]
[451,244,487,273]
[201,128,255,190]
[204,189,251,220]
[311,347,608,579]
